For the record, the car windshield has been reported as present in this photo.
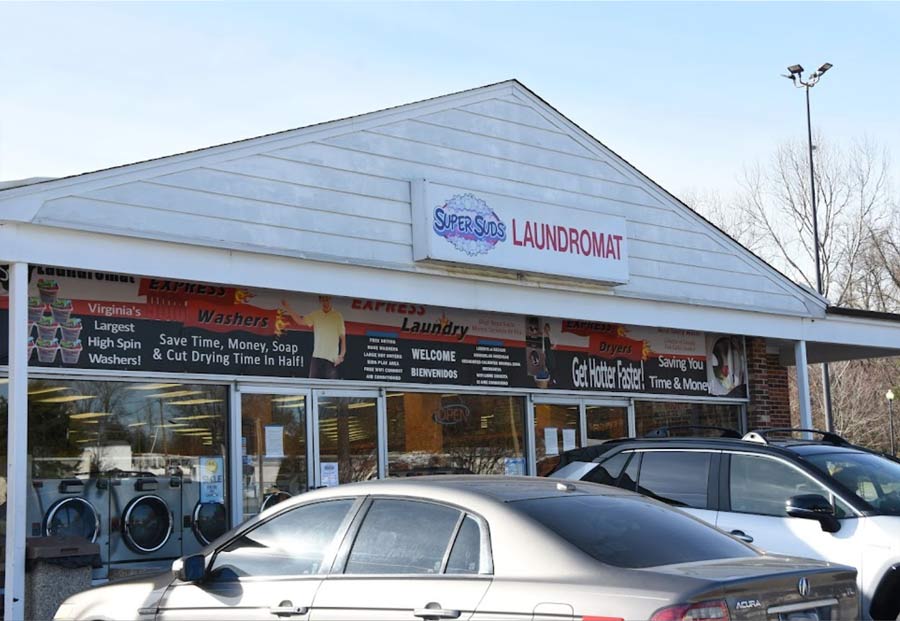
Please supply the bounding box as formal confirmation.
[804,451,900,516]
[511,494,756,568]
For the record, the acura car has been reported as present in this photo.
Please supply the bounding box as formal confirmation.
[55,476,857,621]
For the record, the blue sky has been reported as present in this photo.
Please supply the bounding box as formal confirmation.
[2,2,898,199]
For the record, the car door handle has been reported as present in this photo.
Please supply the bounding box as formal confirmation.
[730,529,754,543]
[414,602,461,620]
[270,601,308,617]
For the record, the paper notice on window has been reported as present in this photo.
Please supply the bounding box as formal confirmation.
[199,456,225,503]
[544,426,559,456]
[504,457,526,476]
[562,428,577,452]
[264,425,284,459]
[320,462,339,487]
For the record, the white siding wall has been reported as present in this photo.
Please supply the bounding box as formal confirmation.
[24,84,815,316]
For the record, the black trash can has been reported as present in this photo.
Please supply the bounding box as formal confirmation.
[25,536,100,621]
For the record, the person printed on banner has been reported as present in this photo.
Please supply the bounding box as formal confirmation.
[281,296,346,379]
[542,323,557,385]
[707,335,746,397]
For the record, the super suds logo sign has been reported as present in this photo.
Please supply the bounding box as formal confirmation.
[432,193,506,256]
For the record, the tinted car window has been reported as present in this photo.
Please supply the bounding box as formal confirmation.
[211,499,354,580]
[582,452,630,486]
[730,454,850,517]
[638,451,711,508]
[805,452,900,516]
[446,516,481,575]
[513,494,755,568]
[346,499,461,574]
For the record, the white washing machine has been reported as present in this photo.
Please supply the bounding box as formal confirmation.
[180,474,228,556]
[109,475,181,569]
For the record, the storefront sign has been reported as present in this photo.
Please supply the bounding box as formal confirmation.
[412,180,629,284]
[432,404,470,425]
[0,266,747,398]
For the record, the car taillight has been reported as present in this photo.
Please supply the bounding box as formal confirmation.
[650,600,731,621]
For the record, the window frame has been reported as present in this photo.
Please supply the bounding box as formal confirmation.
[629,449,721,511]
[331,495,493,578]
[721,451,862,518]
[205,496,365,583]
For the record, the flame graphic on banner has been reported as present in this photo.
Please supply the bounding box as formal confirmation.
[234,289,255,305]
[562,322,649,362]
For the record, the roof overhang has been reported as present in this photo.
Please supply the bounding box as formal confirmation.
[771,306,900,365]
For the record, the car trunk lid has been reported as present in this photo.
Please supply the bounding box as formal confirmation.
[646,556,858,620]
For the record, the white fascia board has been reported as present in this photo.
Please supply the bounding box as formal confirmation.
[0,82,521,219]
[2,222,818,342]
[800,313,900,349]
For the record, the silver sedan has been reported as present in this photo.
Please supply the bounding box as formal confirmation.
[54,476,858,620]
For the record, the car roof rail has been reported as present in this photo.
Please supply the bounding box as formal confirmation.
[744,428,851,446]
[644,425,742,439]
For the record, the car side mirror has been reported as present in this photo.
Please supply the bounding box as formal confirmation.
[176,554,207,583]
[786,494,841,533]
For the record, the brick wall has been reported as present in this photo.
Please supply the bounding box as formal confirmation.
[746,337,792,429]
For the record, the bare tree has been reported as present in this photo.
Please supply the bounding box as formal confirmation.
[680,188,761,252]
[730,136,893,305]
[691,135,900,451]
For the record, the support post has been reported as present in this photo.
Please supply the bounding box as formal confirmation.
[821,363,834,431]
[794,340,813,430]
[4,263,28,621]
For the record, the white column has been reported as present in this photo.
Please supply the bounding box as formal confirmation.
[4,263,28,621]
[794,340,813,430]
[228,384,243,528]
[376,388,387,480]
[525,395,536,476]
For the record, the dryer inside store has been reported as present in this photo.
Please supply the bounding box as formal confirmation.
[109,473,181,568]
[30,476,110,579]
[180,473,228,556]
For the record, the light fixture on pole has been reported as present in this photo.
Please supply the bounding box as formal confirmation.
[783,62,834,433]
[887,390,895,456]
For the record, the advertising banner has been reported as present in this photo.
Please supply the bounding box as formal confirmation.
[0,266,747,398]
[412,180,630,284]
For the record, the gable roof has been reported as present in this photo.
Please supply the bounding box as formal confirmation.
[0,79,825,317]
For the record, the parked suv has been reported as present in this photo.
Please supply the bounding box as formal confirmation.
[550,427,900,620]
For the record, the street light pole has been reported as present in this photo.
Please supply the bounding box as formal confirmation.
[784,62,834,432]
[887,390,896,456]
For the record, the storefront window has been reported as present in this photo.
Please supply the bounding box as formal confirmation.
[634,401,744,437]
[534,403,580,476]
[241,393,308,519]
[585,404,629,444]
[317,394,379,486]
[26,378,228,575]
[387,392,526,476]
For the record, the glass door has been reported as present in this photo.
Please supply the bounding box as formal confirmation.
[584,401,630,446]
[313,390,382,487]
[239,389,311,522]
[533,399,582,476]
